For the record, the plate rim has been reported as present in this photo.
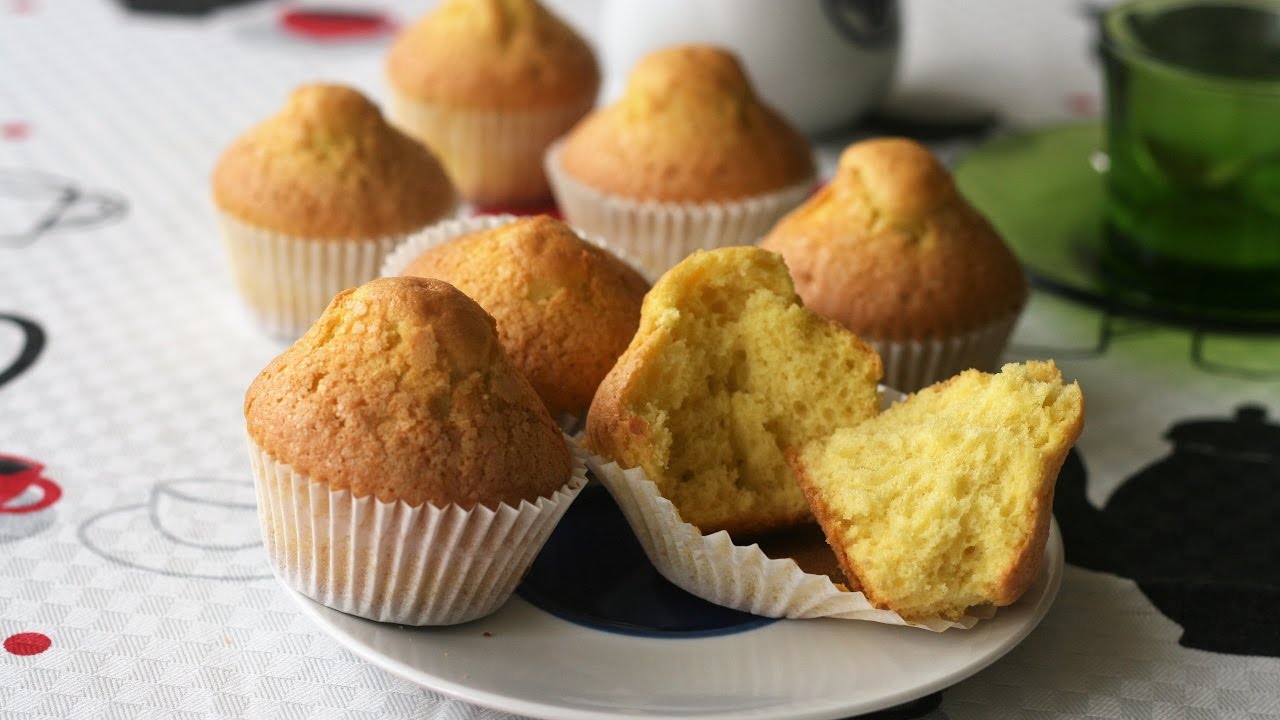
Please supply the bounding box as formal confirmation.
[284,519,1065,720]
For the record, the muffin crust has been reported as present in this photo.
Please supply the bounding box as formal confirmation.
[212,83,456,240]
[386,0,600,109]
[401,215,648,418]
[244,276,570,510]
[559,45,814,202]
[760,137,1027,340]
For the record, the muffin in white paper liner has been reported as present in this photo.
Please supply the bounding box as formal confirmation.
[868,312,1022,393]
[584,454,989,633]
[249,435,589,626]
[218,210,455,340]
[543,141,815,276]
[381,213,653,439]
[389,96,595,208]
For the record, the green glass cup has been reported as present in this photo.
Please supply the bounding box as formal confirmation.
[1100,0,1280,310]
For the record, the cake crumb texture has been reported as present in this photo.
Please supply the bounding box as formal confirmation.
[586,246,882,535]
[793,360,1084,621]
[244,276,569,510]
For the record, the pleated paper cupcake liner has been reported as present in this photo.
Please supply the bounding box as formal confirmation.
[218,211,453,340]
[544,141,815,277]
[584,453,986,632]
[249,435,590,626]
[867,312,1023,393]
[389,94,595,208]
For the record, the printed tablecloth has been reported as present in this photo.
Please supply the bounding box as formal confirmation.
[2,1,1278,719]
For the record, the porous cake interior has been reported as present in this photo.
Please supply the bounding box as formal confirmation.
[623,250,881,535]
[797,361,1083,620]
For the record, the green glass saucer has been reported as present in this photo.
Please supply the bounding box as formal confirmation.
[953,121,1280,333]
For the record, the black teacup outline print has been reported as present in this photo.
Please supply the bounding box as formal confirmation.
[0,314,45,390]
[0,167,128,249]
[78,477,273,582]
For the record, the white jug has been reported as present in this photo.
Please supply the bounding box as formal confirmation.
[592,0,900,134]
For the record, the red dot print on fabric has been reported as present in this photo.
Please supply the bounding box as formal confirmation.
[3,632,51,656]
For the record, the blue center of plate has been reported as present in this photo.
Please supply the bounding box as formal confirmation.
[516,484,777,638]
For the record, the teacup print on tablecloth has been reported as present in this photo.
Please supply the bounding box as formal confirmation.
[0,313,44,390]
[1055,406,1280,657]
[0,168,127,249]
[78,477,272,581]
[0,453,61,543]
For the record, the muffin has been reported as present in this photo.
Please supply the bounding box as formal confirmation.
[546,45,817,275]
[213,83,457,339]
[383,214,648,425]
[585,246,882,537]
[791,360,1084,622]
[386,0,599,208]
[759,137,1027,392]
[245,276,588,626]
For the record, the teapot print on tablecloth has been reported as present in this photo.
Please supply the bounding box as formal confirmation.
[1054,405,1280,657]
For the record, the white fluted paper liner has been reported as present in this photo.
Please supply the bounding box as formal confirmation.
[249,435,589,626]
[585,454,985,632]
[218,210,455,340]
[389,94,594,207]
[544,141,815,276]
[869,312,1023,393]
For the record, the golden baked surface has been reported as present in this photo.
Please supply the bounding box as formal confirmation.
[586,247,882,536]
[792,360,1084,622]
[212,83,456,239]
[400,215,648,419]
[760,137,1027,339]
[244,276,570,510]
[559,45,814,202]
[386,0,600,109]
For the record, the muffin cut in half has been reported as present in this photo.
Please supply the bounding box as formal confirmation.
[790,360,1084,622]
[586,246,882,536]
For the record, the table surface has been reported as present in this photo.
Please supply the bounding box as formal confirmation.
[3,1,1279,719]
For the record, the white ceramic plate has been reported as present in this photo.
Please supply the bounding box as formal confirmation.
[284,519,1063,720]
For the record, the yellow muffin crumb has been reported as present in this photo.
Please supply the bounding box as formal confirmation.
[793,360,1084,621]
[586,246,882,535]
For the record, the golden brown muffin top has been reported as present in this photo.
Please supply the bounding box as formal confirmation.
[401,215,648,419]
[759,137,1027,340]
[244,276,570,510]
[386,0,600,109]
[558,45,815,202]
[212,83,456,240]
